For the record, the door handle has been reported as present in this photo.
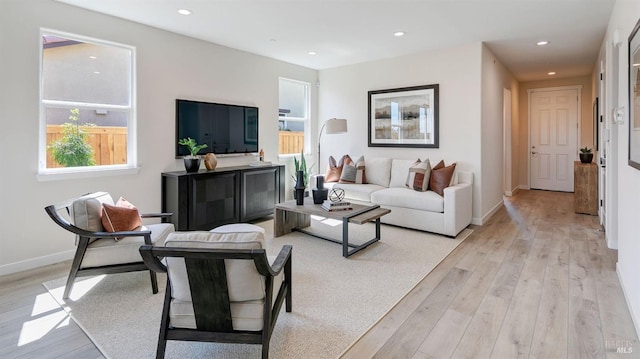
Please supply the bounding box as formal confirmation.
[531,151,538,155]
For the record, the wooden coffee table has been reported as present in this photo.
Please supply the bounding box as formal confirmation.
[274,198,391,257]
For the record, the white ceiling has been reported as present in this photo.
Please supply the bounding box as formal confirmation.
[56,0,615,82]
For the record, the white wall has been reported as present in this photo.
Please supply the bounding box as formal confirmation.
[480,44,519,220]
[317,43,485,223]
[603,0,640,336]
[0,0,317,274]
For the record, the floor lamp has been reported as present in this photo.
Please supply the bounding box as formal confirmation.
[318,118,348,174]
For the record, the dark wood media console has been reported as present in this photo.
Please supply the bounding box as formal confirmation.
[162,164,285,230]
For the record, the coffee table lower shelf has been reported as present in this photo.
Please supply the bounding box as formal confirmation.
[274,199,391,257]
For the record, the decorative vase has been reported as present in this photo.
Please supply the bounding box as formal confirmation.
[316,175,325,190]
[183,157,201,173]
[312,188,328,204]
[312,175,327,204]
[579,153,593,164]
[204,153,218,170]
[295,170,306,205]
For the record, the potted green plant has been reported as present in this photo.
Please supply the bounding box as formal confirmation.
[49,108,96,167]
[178,137,208,172]
[579,147,593,163]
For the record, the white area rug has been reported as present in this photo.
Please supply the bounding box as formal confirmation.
[44,218,471,359]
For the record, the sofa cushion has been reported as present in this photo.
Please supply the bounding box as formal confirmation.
[365,157,392,187]
[389,159,417,188]
[406,159,432,192]
[430,162,457,196]
[372,187,444,213]
[325,155,352,182]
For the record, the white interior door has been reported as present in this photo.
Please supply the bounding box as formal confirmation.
[529,88,579,192]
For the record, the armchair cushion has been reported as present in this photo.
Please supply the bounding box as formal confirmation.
[80,223,174,268]
[163,224,283,331]
[71,191,114,231]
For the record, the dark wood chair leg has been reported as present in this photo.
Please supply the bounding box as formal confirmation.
[285,254,292,312]
[156,278,172,359]
[63,237,90,299]
[149,270,158,294]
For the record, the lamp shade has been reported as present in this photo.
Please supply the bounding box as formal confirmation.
[325,118,348,134]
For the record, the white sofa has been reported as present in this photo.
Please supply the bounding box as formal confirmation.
[321,157,473,237]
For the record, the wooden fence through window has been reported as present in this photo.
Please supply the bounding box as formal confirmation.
[46,125,127,168]
[278,131,304,155]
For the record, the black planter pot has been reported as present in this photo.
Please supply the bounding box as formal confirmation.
[184,158,201,172]
[579,153,593,164]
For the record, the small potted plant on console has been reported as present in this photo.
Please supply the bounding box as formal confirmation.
[179,137,208,172]
[579,147,593,163]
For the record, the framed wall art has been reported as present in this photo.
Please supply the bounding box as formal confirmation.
[368,84,439,148]
[629,18,640,170]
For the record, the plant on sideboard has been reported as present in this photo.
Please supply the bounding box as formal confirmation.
[178,137,208,158]
[178,137,208,172]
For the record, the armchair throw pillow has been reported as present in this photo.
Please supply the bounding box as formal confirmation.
[101,197,142,239]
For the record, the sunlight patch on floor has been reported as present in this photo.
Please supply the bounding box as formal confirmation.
[18,308,70,346]
[311,215,342,227]
[47,275,107,302]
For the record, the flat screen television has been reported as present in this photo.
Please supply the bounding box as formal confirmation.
[175,99,259,157]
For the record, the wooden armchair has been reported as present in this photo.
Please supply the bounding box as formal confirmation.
[139,224,292,359]
[45,191,174,299]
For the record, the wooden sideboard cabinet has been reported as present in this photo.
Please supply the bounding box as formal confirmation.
[162,164,285,230]
[574,161,598,215]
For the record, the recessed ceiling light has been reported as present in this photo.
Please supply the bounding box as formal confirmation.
[394,31,405,37]
[89,56,96,59]
[548,71,556,75]
[93,71,101,74]
[537,41,550,46]
[178,9,191,15]
[308,51,317,55]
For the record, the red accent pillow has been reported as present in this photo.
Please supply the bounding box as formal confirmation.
[429,162,457,196]
[101,198,142,240]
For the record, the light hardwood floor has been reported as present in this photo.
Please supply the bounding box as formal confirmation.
[341,190,639,358]
[1,190,637,358]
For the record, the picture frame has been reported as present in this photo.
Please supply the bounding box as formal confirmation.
[368,84,439,148]
[628,18,640,170]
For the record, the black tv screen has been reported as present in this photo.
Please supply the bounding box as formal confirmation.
[175,99,259,157]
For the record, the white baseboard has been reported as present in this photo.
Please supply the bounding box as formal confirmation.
[0,250,74,277]
[504,186,521,197]
[518,185,530,190]
[617,264,640,342]
[473,200,505,226]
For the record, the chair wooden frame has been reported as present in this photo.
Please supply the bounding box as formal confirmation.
[139,244,293,359]
[45,198,172,299]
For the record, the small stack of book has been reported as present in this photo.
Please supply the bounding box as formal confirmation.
[321,200,352,211]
